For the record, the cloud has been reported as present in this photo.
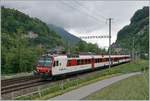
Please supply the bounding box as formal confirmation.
[1,0,149,48]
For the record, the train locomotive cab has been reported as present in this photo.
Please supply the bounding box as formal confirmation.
[34,55,53,78]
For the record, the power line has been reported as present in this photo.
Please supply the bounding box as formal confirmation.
[59,1,109,36]
[71,0,106,23]
[73,0,107,20]
[79,35,109,39]
[61,1,106,25]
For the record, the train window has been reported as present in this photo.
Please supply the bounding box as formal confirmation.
[67,60,69,66]
[79,60,81,65]
[56,61,58,66]
[86,59,88,64]
[77,60,80,65]
[53,61,58,67]
[112,58,114,61]
[106,58,109,61]
[88,59,91,63]
[85,59,87,64]
[102,58,104,62]
[87,59,89,64]
[67,60,71,66]
[67,59,78,66]
[81,59,84,64]
[84,59,86,64]
[82,59,85,64]
[77,60,81,65]
[53,61,55,67]
[96,59,99,63]
[69,60,72,66]
[81,59,83,64]
[103,58,106,62]
[100,58,102,62]
[117,58,119,61]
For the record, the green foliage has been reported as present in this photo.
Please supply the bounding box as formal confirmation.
[70,40,107,54]
[1,31,41,74]
[115,6,149,56]
[16,60,148,100]
[84,71,149,100]
[1,7,64,74]
[131,7,149,23]
[1,7,64,48]
[1,7,105,74]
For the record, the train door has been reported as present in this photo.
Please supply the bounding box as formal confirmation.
[91,58,95,69]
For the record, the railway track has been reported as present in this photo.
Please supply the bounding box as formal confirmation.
[1,66,108,95]
[1,75,38,86]
[1,68,100,95]
[1,62,129,99]
[1,75,45,94]
[1,79,46,94]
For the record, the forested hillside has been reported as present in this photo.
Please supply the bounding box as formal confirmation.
[1,7,64,74]
[115,6,149,57]
[2,7,106,74]
[2,7,64,48]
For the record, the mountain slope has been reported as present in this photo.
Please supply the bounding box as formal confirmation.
[1,6,107,74]
[1,7,64,74]
[114,6,149,55]
[48,24,81,45]
[2,7,64,48]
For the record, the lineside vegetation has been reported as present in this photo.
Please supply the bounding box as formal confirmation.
[16,59,148,100]
[84,70,149,100]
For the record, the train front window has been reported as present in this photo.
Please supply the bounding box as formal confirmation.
[38,57,52,67]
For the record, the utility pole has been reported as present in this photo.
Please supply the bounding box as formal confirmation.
[132,37,135,61]
[108,18,112,69]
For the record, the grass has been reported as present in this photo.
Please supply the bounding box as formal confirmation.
[15,59,149,100]
[84,70,149,100]
[1,72,32,79]
[106,59,148,74]
[16,71,120,100]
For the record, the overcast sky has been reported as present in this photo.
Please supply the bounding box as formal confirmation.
[1,0,149,48]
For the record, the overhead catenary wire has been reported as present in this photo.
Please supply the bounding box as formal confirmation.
[59,1,112,52]
[73,0,107,20]
[60,0,109,38]
[70,0,106,23]
[60,1,106,26]
[79,35,109,39]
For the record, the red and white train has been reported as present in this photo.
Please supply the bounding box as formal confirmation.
[34,54,131,78]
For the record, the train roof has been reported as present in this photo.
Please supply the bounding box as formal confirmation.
[43,54,130,59]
